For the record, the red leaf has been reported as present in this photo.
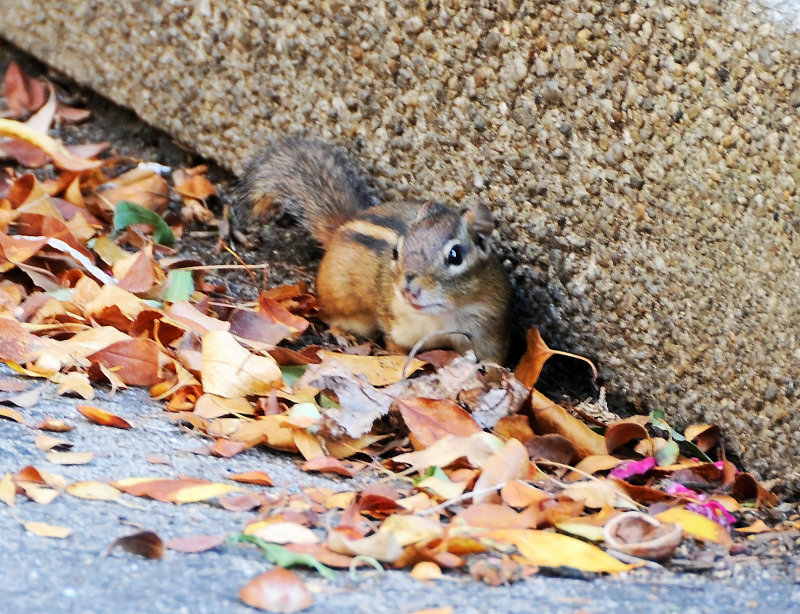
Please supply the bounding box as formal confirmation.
[86,338,161,386]
[3,62,47,117]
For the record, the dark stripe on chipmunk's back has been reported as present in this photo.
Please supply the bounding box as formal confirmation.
[360,212,408,235]
[342,230,391,253]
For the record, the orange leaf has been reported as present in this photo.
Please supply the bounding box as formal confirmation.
[454,503,535,529]
[514,327,597,389]
[239,568,314,612]
[500,480,551,508]
[174,172,216,200]
[396,397,482,450]
[230,471,274,487]
[257,295,309,337]
[77,405,132,429]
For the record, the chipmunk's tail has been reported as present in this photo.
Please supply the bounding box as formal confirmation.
[236,137,379,246]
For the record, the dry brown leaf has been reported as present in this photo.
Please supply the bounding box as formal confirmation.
[529,390,606,458]
[54,372,95,400]
[3,62,47,117]
[514,327,597,389]
[86,338,161,386]
[200,330,282,398]
[684,423,721,452]
[302,455,358,477]
[194,394,255,419]
[317,350,423,386]
[394,433,501,473]
[472,438,530,503]
[93,167,169,215]
[605,419,651,455]
[109,530,165,559]
[165,534,228,553]
[397,397,482,450]
[500,480,551,509]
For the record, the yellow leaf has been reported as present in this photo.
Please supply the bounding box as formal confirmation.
[53,371,95,400]
[23,521,73,538]
[0,407,24,423]
[327,526,403,563]
[66,481,123,501]
[487,529,634,573]
[318,350,424,386]
[168,482,241,504]
[0,118,102,171]
[655,507,733,546]
[324,491,356,510]
[200,330,282,398]
[416,476,467,501]
[45,451,94,465]
[410,561,443,581]
[0,473,15,506]
[193,394,255,419]
[380,514,443,547]
[244,521,319,545]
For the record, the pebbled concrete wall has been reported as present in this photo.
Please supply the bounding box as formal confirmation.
[2,0,800,485]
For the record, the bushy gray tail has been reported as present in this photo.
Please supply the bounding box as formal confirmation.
[236,137,379,245]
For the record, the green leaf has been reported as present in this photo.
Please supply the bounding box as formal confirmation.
[164,270,194,303]
[655,439,680,466]
[113,200,174,246]
[280,365,307,387]
[227,534,335,580]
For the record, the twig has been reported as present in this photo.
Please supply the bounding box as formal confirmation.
[402,330,473,378]
[417,482,507,516]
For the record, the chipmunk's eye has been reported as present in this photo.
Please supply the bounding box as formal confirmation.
[446,244,464,266]
[392,245,399,261]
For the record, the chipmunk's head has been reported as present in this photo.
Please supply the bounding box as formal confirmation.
[391,201,497,313]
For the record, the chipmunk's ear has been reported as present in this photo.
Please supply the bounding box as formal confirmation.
[463,202,495,250]
[413,200,449,223]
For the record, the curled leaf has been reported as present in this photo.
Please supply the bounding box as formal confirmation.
[602,511,682,560]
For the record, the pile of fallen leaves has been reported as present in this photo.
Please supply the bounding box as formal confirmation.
[0,62,786,612]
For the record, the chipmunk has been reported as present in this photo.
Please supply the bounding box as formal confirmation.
[236,137,512,362]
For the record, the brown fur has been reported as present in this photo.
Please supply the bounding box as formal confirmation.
[239,138,512,362]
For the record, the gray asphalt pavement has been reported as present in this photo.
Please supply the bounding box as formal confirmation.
[2,364,799,614]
